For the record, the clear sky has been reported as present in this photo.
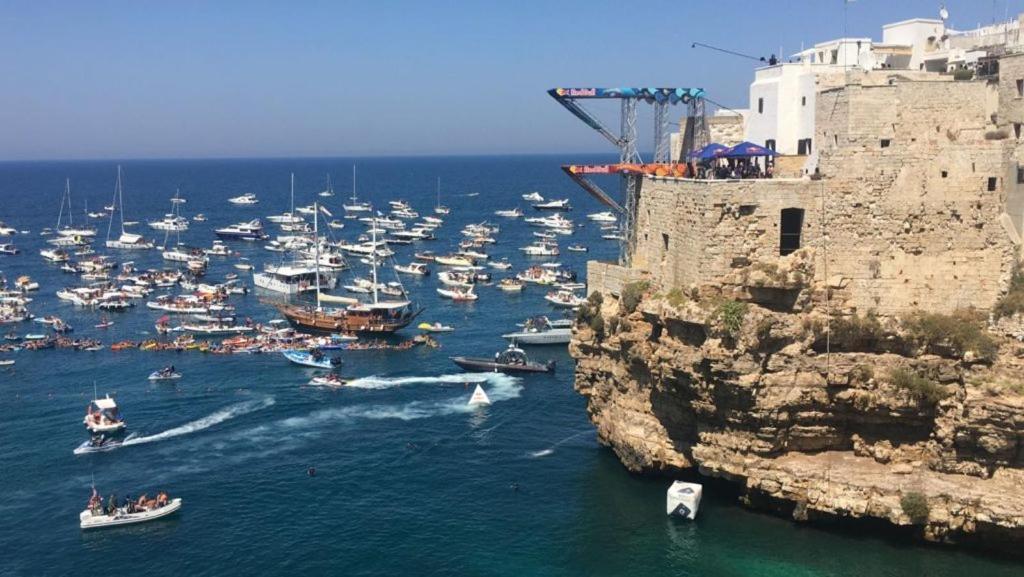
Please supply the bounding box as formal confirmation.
[0,0,1014,160]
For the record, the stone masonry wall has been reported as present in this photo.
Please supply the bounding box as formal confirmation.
[627,77,1020,316]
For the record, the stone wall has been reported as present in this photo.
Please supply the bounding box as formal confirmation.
[626,76,1021,316]
[708,114,744,146]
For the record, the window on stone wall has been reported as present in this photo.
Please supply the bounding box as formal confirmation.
[765,139,776,151]
[758,98,764,114]
[1017,167,1024,184]
[880,139,891,148]
[780,208,804,256]
[1016,123,1022,139]
[988,177,998,191]
[1017,79,1023,96]
[941,170,948,178]
[662,233,669,253]
[801,96,806,106]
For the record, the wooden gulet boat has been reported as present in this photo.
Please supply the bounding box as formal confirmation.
[278,206,421,335]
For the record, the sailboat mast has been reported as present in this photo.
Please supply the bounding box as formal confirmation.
[371,213,379,304]
[290,172,295,215]
[106,171,117,242]
[314,202,322,310]
[351,165,357,203]
[117,166,126,235]
[436,176,440,209]
[66,179,73,227]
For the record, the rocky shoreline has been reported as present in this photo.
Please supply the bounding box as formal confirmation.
[572,250,1024,552]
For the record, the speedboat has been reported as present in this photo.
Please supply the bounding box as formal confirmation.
[148,368,182,381]
[215,219,268,241]
[0,222,17,236]
[83,395,126,434]
[282,349,341,369]
[437,286,478,301]
[498,278,524,292]
[308,374,348,387]
[73,433,137,455]
[533,198,571,210]
[544,289,585,308]
[450,343,555,374]
[228,193,259,205]
[80,493,182,529]
[567,244,588,252]
[395,262,429,276]
[494,208,523,218]
[587,211,617,222]
[522,192,544,202]
[0,243,19,255]
[502,316,571,345]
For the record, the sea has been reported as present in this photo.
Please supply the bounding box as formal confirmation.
[0,156,1020,576]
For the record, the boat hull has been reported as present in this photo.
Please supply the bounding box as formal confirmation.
[80,499,182,530]
[450,356,555,374]
[278,304,419,335]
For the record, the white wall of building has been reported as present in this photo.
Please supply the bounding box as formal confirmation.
[745,63,818,155]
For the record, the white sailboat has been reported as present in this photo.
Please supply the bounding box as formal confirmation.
[343,165,371,213]
[149,189,189,231]
[318,173,334,197]
[434,176,450,215]
[266,173,305,224]
[56,178,97,238]
[105,166,153,250]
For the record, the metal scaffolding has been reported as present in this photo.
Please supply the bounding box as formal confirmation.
[547,87,705,265]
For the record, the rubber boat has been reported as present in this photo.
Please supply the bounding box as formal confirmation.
[450,343,555,374]
[80,497,182,530]
[417,322,454,333]
[148,368,182,381]
[282,350,341,369]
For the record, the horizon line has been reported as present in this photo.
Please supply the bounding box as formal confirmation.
[0,150,641,165]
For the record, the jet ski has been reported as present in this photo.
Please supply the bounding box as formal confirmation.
[74,433,137,455]
[148,366,182,381]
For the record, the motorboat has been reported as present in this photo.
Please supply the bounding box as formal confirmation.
[417,322,454,333]
[520,242,559,257]
[494,208,523,218]
[254,263,337,295]
[532,198,570,210]
[434,254,474,267]
[80,493,182,529]
[14,276,38,292]
[228,193,259,205]
[83,395,126,434]
[666,481,702,519]
[308,374,348,387]
[587,211,618,222]
[216,219,268,241]
[437,286,478,301]
[193,214,207,222]
[544,289,585,308]
[497,278,524,292]
[522,192,544,202]
[234,262,254,271]
[204,241,231,256]
[282,349,341,369]
[488,259,512,270]
[148,367,182,381]
[567,244,588,252]
[73,433,136,454]
[394,262,429,276]
[40,248,70,263]
[0,222,17,236]
[0,243,19,255]
[414,251,436,262]
[502,316,571,345]
[450,343,555,374]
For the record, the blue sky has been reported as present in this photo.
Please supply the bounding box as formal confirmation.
[0,0,1012,160]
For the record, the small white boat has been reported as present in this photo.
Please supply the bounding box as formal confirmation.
[666,481,702,520]
[494,208,523,218]
[533,198,571,211]
[234,262,254,271]
[228,193,259,205]
[80,497,182,530]
[283,350,341,369]
[0,360,14,367]
[437,286,478,301]
[522,192,544,202]
[587,211,617,222]
[395,262,429,276]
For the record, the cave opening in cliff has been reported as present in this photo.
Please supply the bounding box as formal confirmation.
[780,208,804,256]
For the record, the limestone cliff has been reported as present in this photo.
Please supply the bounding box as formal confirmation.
[572,249,1024,550]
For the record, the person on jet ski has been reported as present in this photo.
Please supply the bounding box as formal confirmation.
[90,433,107,447]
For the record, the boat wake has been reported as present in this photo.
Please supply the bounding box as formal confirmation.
[279,373,521,430]
[344,372,497,390]
[528,430,593,458]
[122,397,275,448]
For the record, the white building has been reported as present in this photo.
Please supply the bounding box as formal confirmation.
[742,12,1024,160]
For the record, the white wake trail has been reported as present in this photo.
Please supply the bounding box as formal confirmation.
[122,397,275,447]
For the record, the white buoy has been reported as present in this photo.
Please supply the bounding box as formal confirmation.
[666,481,702,519]
[468,384,491,406]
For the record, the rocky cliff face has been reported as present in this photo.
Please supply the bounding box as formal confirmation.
[572,250,1024,550]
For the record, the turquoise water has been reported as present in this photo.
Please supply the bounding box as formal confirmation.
[0,156,1020,576]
